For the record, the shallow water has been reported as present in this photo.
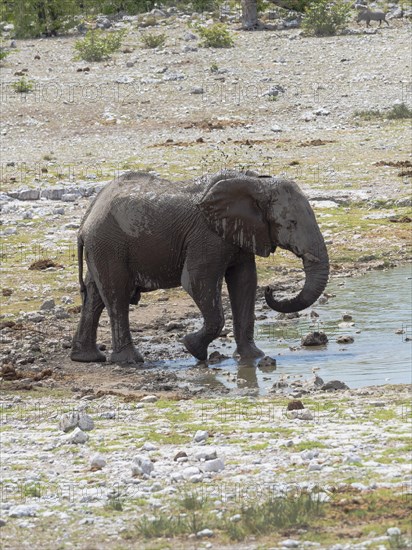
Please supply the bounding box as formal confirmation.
[164,265,412,393]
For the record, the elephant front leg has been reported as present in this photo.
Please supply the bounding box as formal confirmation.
[181,262,225,361]
[71,276,106,363]
[225,258,264,359]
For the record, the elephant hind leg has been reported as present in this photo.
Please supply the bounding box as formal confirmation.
[71,274,106,363]
[92,265,144,365]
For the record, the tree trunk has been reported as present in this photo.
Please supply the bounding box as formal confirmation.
[241,0,258,29]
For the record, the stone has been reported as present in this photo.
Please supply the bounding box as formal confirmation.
[9,505,38,518]
[196,529,214,538]
[321,380,349,391]
[17,189,40,201]
[90,454,106,470]
[140,395,158,403]
[141,442,158,451]
[40,298,55,311]
[78,413,94,431]
[387,527,401,537]
[336,335,354,344]
[258,356,277,368]
[201,458,224,473]
[287,400,304,411]
[59,412,79,432]
[193,430,208,443]
[195,449,217,461]
[191,87,204,95]
[271,125,283,133]
[282,540,300,548]
[0,519,6,527]
[342,314,353,321]
[67,427,89,444]
[290,409,313,420]
[301,332,328,346]
[132,455,154,476]
[40,188,66,200]
[182,466,201,480]
[61,194,78,202]
[174,451,188,461]
[208,351,228,364]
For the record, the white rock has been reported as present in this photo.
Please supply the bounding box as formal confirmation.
[132,456,154,476]
[67,427,89,444]
[9,505,38,518]
[344,453,361,463]
[387,527,401,536]
[290,409,313,420]
[201,458,224,473]
[182,466,201,480]
[196,528,214,538]
[141,442,158,451]
[271,125,283,133]
[194,430,208,443]
[40,299,55,311]
[194,449,217,461]
[90,454,106,470]
[282,540,300,548]
[59,412,79,432]
[140,395,158,403]
[78,413,94,431]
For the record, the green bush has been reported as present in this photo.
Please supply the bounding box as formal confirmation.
[302,0,351,36]
[196,23,234,48]
[3,0,78,38]
[192,0,222,11]
[270,0,311,12]
[74,29,126,62]
[0,49,10,62]
[387,103,412,120]
[12,77,34,93]
[140,32,166,48]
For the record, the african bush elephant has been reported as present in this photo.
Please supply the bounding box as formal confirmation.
[71,170,329,364]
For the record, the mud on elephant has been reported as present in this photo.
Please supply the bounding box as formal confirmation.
[71,170,329,364]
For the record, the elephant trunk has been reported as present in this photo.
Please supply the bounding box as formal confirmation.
[265,242,329,313]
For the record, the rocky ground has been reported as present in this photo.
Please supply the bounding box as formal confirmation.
[0,3,412,549]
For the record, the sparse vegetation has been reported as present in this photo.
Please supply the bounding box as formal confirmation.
[12,77,34,93]
[302,0,351,36]
[140,32,166,49]
[74,29,126,62]
[136,491,324,540]
[354,103,412,120]
[196,23,234,48]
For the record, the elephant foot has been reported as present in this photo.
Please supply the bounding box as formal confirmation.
[110,344,144,365]
[182,334,208,362]
[70,344,106,363]
[234,343,265,360]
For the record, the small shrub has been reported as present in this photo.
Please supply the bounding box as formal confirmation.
[140,32,166,49]
[354,103,412,121]
[210,62,219,72]
[387,102,412,120]
[196,23,234,48]
[12,77,34,93]
[74,29,126,62]
[0,49,10,62]
[302,0,351,36]
[192,0,219,11]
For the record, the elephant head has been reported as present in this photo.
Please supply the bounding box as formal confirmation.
[198,172,329,313]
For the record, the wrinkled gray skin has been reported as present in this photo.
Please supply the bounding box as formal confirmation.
[357,9,389,26]
[71,170,329,365]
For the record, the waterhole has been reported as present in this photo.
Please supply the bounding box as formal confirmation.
[165,265,411,393]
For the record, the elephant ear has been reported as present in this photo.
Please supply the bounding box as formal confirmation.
[198,177,272,257]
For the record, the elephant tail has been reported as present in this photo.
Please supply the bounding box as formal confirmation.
[78,237,87,305]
